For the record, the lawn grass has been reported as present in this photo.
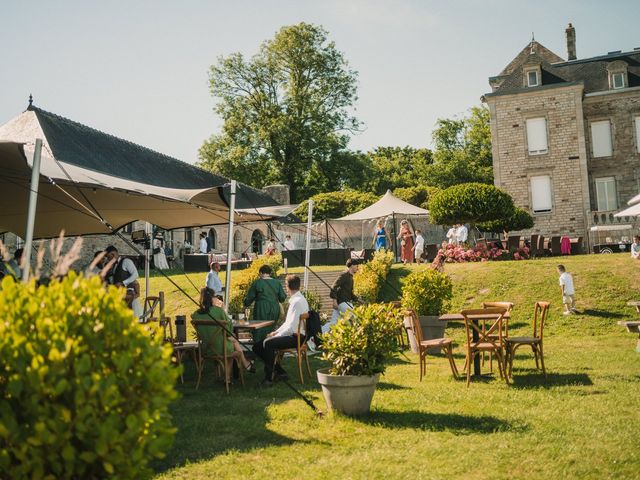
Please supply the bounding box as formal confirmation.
[151,254,640,479]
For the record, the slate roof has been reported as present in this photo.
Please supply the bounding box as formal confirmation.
[487,42,640,96]
[13,105,279,209]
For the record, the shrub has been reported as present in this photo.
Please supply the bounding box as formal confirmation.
[479,207,534,234]
[401,268,453,316]
[293,190,378,221]
[428,182,515,226]
[228,254,283,314]
[392,185,440,210]
[354,249,394,303]
[302,289,322,312]
[322,303,402,376]
[0,273,178,479]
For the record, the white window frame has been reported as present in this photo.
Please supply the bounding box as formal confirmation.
[526,117,548,155]
[611,72,624,89]
[527,70,539,87]
[635,116,640,153]
[590,120,613,158]
[530,175,553,214]
[595,177,617,211]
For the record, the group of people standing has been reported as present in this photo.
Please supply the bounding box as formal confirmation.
[446,224,469,245]
[372,219,426,264]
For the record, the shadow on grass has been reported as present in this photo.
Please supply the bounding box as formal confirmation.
[377,382,410,391]
[359,409,524,434]
[152,360,312,474]
[579,309,626,319]
[510,372,593,389]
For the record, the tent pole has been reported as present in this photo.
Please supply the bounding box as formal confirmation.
[392,212,398,263]
[144,222,152,297]
[224,180,237,311]
[304,199,313,290]
[325,220,330,249]
[22,138,43,283]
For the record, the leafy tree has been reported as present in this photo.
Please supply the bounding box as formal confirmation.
[479,207,534,234]
[426,106,493,188]
[428,183,515,227]
[293,190,378,221]
[392,185,441,210]
[363,147,433,194]
[199,23,359,203]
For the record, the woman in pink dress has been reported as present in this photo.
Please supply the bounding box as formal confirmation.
[397,219,414,263]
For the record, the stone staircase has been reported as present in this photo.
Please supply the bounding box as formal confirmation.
[280,269,342,314]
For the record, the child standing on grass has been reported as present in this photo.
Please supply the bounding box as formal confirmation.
[557,264,577,315]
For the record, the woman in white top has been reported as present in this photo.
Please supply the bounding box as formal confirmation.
[199,232,208,254]
[153,236,170,270]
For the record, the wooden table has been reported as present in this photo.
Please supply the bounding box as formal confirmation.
[233,320,275,345]
[438,312,511,376]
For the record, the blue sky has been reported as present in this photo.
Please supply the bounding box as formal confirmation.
[1,0,638,164]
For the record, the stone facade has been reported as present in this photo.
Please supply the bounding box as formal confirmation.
[484,29,640,248]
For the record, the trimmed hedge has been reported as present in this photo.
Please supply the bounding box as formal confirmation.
[401,268,453,316]
[354,249,394,303]
[227,254,283,315]
[0,274,178,479]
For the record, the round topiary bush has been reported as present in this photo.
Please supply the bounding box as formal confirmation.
[401,268,453,316]
[0,273,179,479]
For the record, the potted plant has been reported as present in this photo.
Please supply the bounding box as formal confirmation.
[317,303,402,415]
[401,268,453,354]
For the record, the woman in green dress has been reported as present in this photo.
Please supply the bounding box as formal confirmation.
[244,265,286,321]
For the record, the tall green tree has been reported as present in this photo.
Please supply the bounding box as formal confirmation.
[363,147,433,194]
[199,23,359,203]
[426,106,493,188]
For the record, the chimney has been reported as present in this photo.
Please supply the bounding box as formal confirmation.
[566,23,576,60]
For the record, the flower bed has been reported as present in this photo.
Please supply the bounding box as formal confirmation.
[439,242,530,263]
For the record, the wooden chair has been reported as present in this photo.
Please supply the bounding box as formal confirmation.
[505,302,550,377]
[140,295,160,323]
[460,307,509,386]
[507,235,521,251]
[480,301,514,371]
[425,243,439,262]
[405,309,458,381]
[530,234,540,257]
[550,236,562,256]
[537,235,546,256]
[192,319,244,393]
[273,313,311,384]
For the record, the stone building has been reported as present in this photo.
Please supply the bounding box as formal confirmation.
[0,102,284,269]
[483,24,640,248]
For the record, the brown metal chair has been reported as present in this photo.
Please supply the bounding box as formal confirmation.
[405,309,458,381]
[460,307,509,386]
[505,302,550,377]
[273,313,311,384]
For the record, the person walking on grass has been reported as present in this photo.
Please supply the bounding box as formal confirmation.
[325,259,359,333]
[557,264,577,315]
[413,229,425,264]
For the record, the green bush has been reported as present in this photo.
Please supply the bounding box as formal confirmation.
[479,207,534,234]
[401,268,453,316]
[322,303,402,376]
[293,190,378,221]
[427,182,515,226]
[354,249,394,303]
[392,185,440,210]
[228,254,283,314]
[0,274,178,479]
[302,289,322,312]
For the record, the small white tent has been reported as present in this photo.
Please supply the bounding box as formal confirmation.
[615,192,640,217]
[338,190,429,220]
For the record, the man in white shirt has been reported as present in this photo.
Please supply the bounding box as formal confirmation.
[105,245,143,318]
[205,261,223,297]
[199,232,208,254]
[456,224,468,244]
[253,274,309,387]
[446,225,457,244]
[283,235,295,251]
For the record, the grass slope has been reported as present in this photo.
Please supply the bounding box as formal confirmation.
[152,254,640,479]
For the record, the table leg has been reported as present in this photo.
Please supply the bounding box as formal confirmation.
[473,320,481,376]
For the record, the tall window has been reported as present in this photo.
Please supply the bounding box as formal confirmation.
[595,177,617,211]
[591,120,613,157]
[530,175,553,213]
[611,72,624,89]
[526,118,548,155]
[233,231,242,253]
[635,116,640,153]
[527,70,539,87]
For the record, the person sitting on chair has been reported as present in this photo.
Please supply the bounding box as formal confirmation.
[252,274,308,388]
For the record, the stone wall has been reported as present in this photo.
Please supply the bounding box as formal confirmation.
[486,83,590,239]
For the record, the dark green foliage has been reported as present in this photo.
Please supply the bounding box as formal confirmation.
[392,185,441,210]
[362,147,433,194]
[293,190,378,221]
[428,183,515,226]
[401,268,453,316]
[0,274,178,479]
[322,303,403,376]
[479,207,535,233]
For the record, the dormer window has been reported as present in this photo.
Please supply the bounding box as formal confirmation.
[612,72,624,89]
[523,64,542,88]
[607,60,628,90]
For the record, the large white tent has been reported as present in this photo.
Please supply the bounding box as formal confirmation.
[614,192,640,218]
[338,190,429,220]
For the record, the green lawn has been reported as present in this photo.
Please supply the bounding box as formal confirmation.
[151,254,640,479]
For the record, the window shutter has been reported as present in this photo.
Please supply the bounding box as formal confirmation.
[591,120,612,157]
[530,176,552,213]
[526,118,548,154]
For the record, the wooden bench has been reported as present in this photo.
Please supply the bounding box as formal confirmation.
[618,301,640,352]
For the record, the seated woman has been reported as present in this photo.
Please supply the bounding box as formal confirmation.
[192,289,254,384]
[244,265,286,321]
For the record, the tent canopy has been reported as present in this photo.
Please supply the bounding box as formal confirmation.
[337,190,429,221]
